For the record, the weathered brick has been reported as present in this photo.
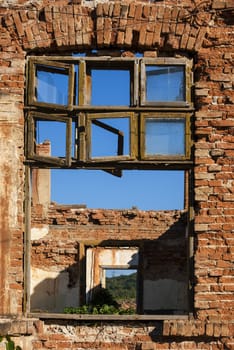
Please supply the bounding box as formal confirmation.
[212,0,226,9]
[113,3,121,17]
[103,17,112,45]
[210,73,231,82]
[125,27,133,46]
[161,7,171,33]
[135,4,143,20]
[128,3,136,18]
[13,12,24,37]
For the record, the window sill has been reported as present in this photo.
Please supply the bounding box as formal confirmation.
[28,312,189,321]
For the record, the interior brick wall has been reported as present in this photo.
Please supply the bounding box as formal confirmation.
[0,0,233,349]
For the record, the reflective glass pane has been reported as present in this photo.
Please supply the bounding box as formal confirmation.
[146,65,185,102]
[145,118,185,156]
[91,69,130,106]
[36,120,66,158]
[36,66,69,105]
[91,117,130,158]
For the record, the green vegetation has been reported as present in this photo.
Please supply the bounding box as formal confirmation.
[64,304,135,315]
[0,336,22,350]
[91,286,119,308]
[64,286,135,315]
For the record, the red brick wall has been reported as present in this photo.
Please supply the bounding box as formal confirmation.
[31,205,188,312]
[0,0,233,349]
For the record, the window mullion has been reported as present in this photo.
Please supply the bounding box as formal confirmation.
[66,117,72,167]
[26,112,35,158]
[185,113,191,159]
[78,112,86,162]
[79,60,86,106]
[133,61,139,106]
[140,60,146,106]
[27,59,36,106]
[68,64,75,110]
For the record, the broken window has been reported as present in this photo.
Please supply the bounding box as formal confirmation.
[27,60,74,108]
[89,69,131,106]
[87,113,135,160]
[26,54,194,318]
[26,56,193,167]
[26,112,72,166]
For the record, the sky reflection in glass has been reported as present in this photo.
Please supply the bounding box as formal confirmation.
[145,118,185,156]
[146,65,185,102]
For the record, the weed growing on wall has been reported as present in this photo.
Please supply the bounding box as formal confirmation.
[64,287,135,315]
[0,336,22,350]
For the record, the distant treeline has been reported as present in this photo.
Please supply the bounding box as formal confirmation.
[106,272,137,300]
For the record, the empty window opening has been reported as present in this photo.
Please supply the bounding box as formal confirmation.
[90,69,130,106]
[85,247,139,314]
[90,116,130,158]
[50,169,185,211]
[36,120,67,158]
[35,117,76,159]
[104,269,137,312]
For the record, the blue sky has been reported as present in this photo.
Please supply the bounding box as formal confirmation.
[106,268,137,278]
[51,169,184,210]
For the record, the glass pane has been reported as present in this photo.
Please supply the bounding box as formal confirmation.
[146,65,185,102]
[145,118,185,156]
[91,117,130,158]
[36,66,69,105]
[36,120,67,158]
[91,69,130,106]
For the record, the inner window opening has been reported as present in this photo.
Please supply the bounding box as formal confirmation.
[103,268,137,313]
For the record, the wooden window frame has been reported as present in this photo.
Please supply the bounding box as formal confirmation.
[140,58,193,108]
[83,244,142,314]
[27,59,74,110]
[26,56,193,166]
[85,112,137,162]
[83,59,138,107]
[26,111,72,166]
